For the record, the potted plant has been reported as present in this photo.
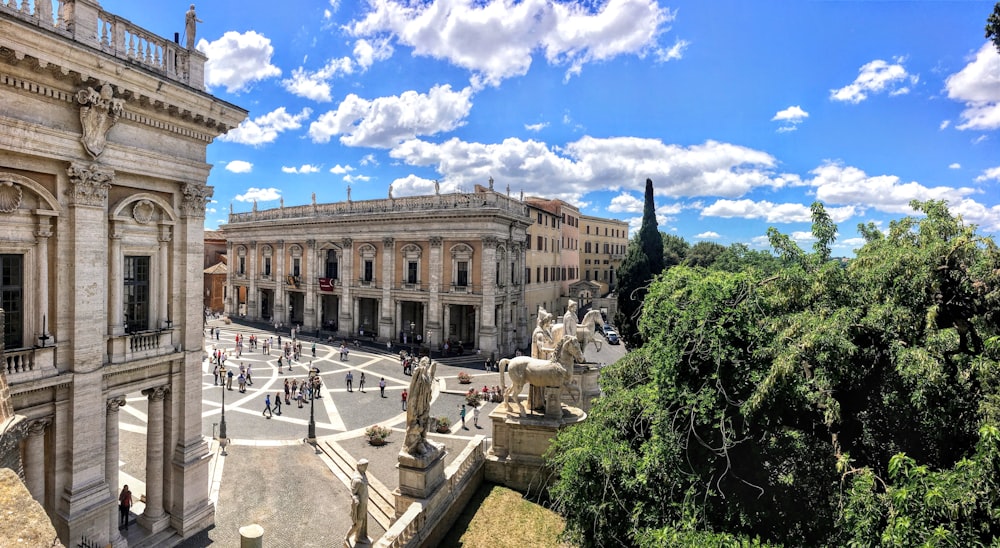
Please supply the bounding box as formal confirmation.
[365,425,391,446]
[434,416,451,433]
[457,371,472,384]
[465,390,482,408]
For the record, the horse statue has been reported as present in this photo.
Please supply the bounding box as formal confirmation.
[551,309,605,353]
[498,336,584,416]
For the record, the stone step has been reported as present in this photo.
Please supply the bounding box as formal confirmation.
[127,528,181,548]
[317,440,395,530]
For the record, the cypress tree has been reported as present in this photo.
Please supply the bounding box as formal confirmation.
[615,178,664,348]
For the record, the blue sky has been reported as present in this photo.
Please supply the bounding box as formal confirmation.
[100,0,1000,254]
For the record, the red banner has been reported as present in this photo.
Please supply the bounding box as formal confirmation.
[319,278,334,291]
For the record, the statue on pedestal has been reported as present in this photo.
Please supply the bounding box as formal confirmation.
[403,357,439,456]
[528,308,555,410]
[345,459,371,547]
[185,4,202,50]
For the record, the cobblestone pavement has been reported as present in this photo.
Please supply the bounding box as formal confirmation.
[115,318,625,545]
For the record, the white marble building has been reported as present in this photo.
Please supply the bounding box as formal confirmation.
[0,1,246,545]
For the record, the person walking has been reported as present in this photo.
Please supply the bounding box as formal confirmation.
[277,354,283,373]
[284,379,291,405]
[459,404,467,430]
[213,363,220,385]
[263,394,273,418]
[346,371,353,392]
[274,391,282,415]
[297,387,305,408]
[245,363,253,385]
[401,389,408,410]
[379,377,386,398]
[473,404,480,428]
[312,341,316,357]
[359,372,366,393]
[118,485,132,529]
[226,367,234,390]
[237,372,246,393]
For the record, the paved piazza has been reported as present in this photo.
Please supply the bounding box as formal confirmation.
[114,318,625,545]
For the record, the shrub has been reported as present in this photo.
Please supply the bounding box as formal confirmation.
[365,424,391,444]
[465,391,482,407]
[457,371,472,384]
[434,416,451,432]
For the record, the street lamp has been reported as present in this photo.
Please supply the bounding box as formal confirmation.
[409,321,415,354]
[218,382,228,455]
[427,330,432,358]
[307,369,317,443]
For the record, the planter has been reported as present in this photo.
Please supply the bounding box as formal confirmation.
[435,427,450,434]
[368,438,387,446]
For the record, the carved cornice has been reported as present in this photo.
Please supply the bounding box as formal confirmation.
[25,417,52,436]
[383,237,395,249]
[180,183,212,218]
[66,162,113,207]
[429,236,443,248]
[482,236,498,249]
[142,385,169,402]
[106,396,127,413]
[342,237,353,248]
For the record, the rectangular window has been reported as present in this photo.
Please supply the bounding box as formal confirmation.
[525,267,531,284]
[526,235,531,250]
[264,257,272,276]
[407,261,418,284]
[124,256,150,332]
[536,235,542,250]
[238,257,246,275]
[292,258,301,277]
[457,261,469,286]
[544,267,549,283]
[2,254,23,349]
[325,251,338,279]
[537,213,542,224]
[536,266,540,282]
[364,260,374,282]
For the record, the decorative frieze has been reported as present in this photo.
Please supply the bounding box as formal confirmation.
[429,236,442,248]
[66,162,113,207]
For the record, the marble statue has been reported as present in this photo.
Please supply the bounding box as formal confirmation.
[185,5,202,50]
[528,308,555,411]
[345,459,370,546]
[347,185,352,201]
[388,184,393,199]
[434,179,440,195]
[404,357,438,455]
[488,176,494,190]
[563,300,579,339]
[311,192,316,205]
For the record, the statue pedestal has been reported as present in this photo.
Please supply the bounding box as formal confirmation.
[396,440,446,500]
[485,403,586,495]
[344,533,372,548]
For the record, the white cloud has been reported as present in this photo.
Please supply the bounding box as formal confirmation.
[234,187,281,202]
[225,160,253,174]
[524,122,549,132]
[695,231,720,239]
[324,9,332,19]
[282,164,321,174]
[389,135,797,204]
[976,166,1000,182]
[940,120,951,130]
[830,57,918,103]
[354,38,394,70]
[360,154,378,166]
[282,57,355,102]
[772,105,809,123]
[607,192,643,213]
[790,231,817,244]
[346,0,674,86]
[344,174,371,183]
[221,107,312,146]
[329,164,355,174]
[656,38,690,63]
[944,42,1000,131]
[701,199,856,223]
[308,85,473,147]
[388,174,454,196]
[949,163,961,169]
[199,31,282,93]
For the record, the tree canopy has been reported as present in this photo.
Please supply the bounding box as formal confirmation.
[548,201,1000,546]
[616,178,664,348]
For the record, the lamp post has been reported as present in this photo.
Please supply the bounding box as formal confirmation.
[409,321,415,355]
[307,370,317,443]
[218,382,228,455]
[427,330,432,359]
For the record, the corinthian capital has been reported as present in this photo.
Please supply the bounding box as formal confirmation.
[180,183,213,218]
[66,162,113,207]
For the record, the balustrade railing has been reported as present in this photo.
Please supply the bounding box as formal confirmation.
[3,347,34,376]
[1,0,202,88]
[3,345,56,382]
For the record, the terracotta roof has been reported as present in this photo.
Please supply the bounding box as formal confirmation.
[203,262,227,274]
[204,229,225,241]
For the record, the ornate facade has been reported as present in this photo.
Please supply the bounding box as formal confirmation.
[221,187,532,357]
[1,2,246,546]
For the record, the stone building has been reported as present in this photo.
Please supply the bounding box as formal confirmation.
[1,2,245,546]
[220,183,532,357]
[579,213,629,293]
[203,230,227,314]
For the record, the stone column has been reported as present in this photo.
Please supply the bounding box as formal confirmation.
[274,240,285,325]
[247,241,257,320]
[479,237,499,352]
[158,225,171,328]
[224,240,234,317]
[380,237,394,339]
[105,397,126,545]
[22,418,51,501]
[109,223,123,335]
[427,237,443,341]
[138,386,170,533]
[35,217,52,341]
[340,238,353,332]
[394,300,401,342]
[304,239,316,330]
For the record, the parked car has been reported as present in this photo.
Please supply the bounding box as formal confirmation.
[605,329,620,344]
[602,324,615,338]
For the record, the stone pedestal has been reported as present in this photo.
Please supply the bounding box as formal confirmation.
[344,534,372,548]
[239,523,263,548]
[396,443,446,500]
[485,404,586,494]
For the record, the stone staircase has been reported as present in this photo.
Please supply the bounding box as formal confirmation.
[315,440,396,530]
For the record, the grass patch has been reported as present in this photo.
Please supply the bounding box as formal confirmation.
[440,483,572,548]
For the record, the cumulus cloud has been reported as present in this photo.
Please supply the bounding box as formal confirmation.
[282,164,321,174]
[949,163,961,169]
[200,31,282,93]
[389,135,798,204]
[308,85,473,147]
[346,0,674,86]
[225,160,253,173]
[772,105,809,132]
[524,122,548,132]
[354,38,394,70]
[607,192,643,213]
[282,57,354,102]
[944,42,1000,131]
[360,154,379,166]
[695,231,720,239]
[344,174,371,183]
[656,38,690,63]
[329,164,355,174]
[940,120,951,130]
[221,107,312,146]
[234,187,281,202]
[976,166,1000,182]
[701,199,856,223]
[830,57,918,103]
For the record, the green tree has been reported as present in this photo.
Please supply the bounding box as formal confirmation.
[549,201,1000,546]
[615,178,664,348]
[987,2,1000,53]
[683,240,727,268]
[662,233,689,268]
